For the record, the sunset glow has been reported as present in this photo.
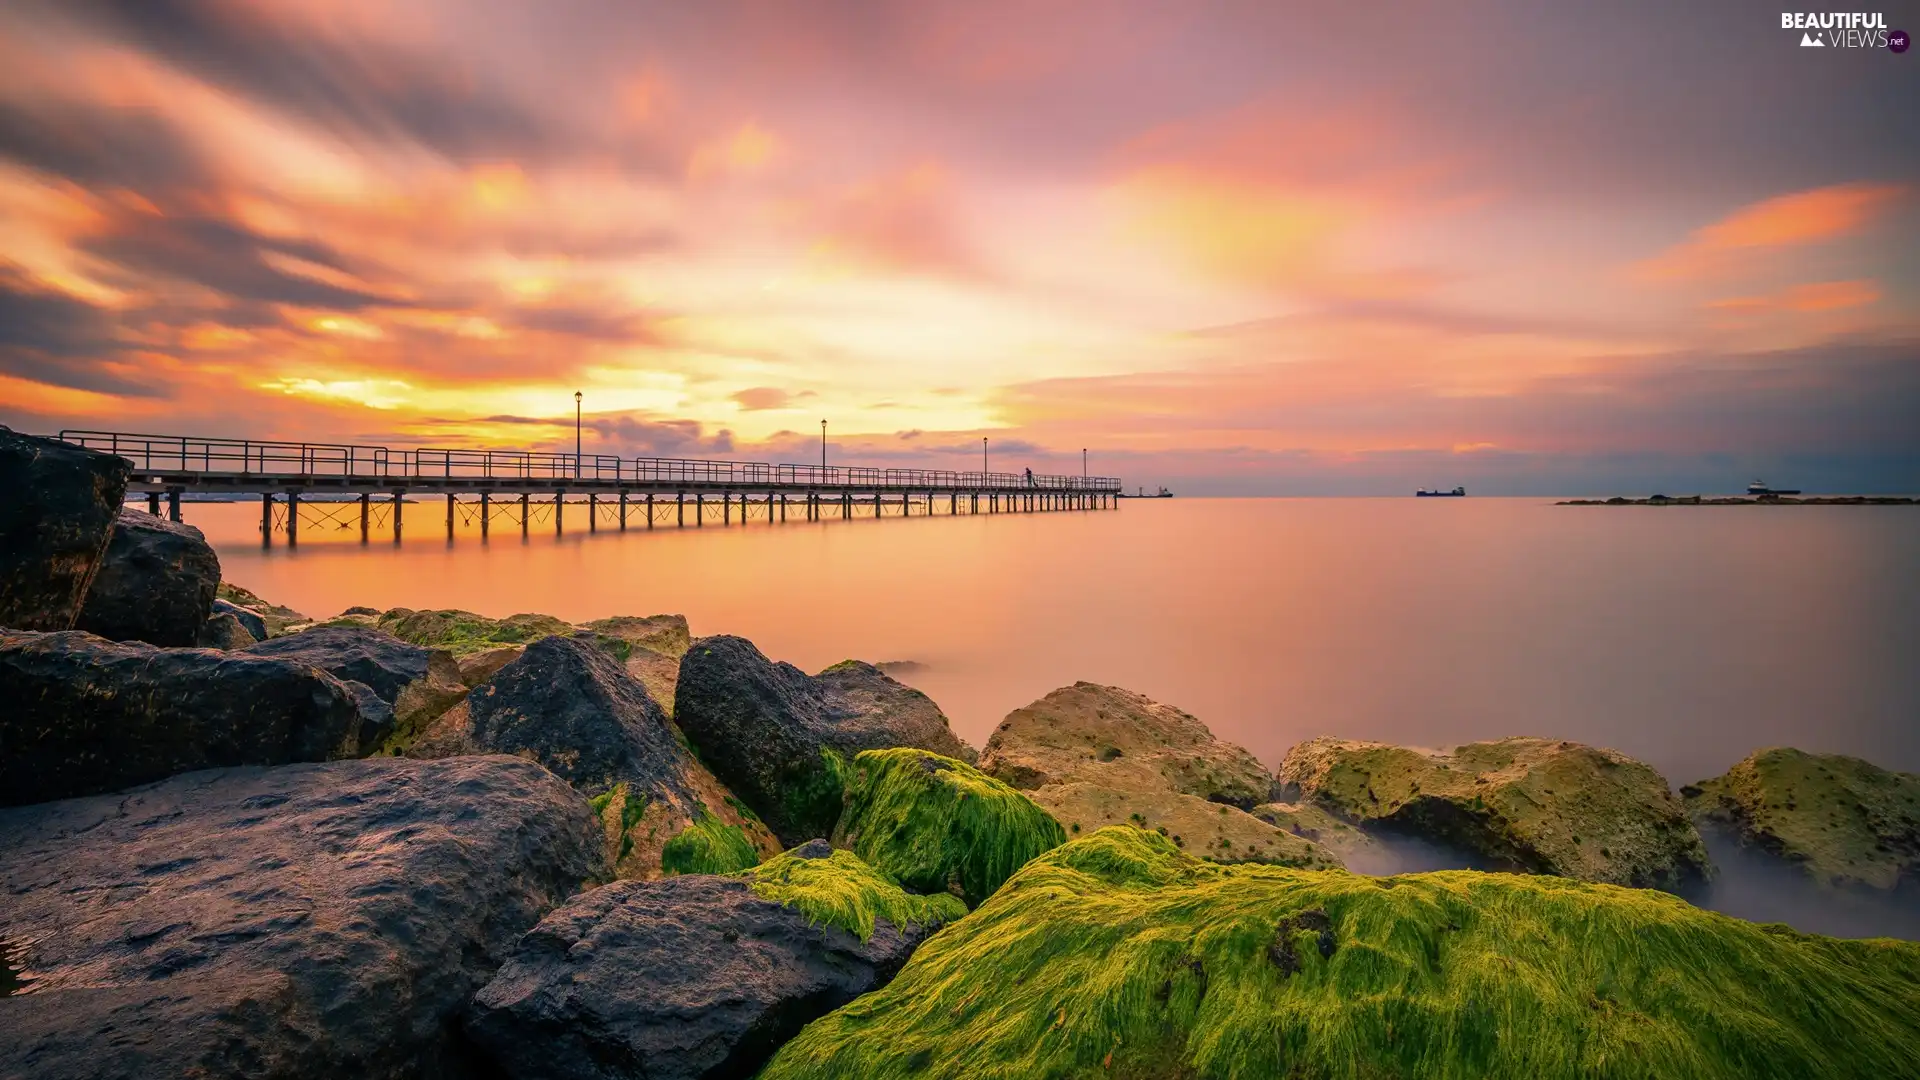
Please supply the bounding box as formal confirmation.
[1,1,1914,492]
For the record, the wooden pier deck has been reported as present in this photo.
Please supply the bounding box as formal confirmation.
[56,430,1123,545]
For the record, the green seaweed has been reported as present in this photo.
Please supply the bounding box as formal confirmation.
[779,747,851,841]
[748,847,967,942]
[374,608,574,656]
[837,748,1066,907]
[761,826,1920,1080]
[661,810,762,876]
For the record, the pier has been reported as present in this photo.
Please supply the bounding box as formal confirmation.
[55,430,1123,546]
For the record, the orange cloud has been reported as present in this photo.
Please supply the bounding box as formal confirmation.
[1708,279,1881,314]
[1637,183,1904,280]
[686,122,781,181]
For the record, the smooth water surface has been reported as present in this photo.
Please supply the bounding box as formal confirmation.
[186,496,1920,786]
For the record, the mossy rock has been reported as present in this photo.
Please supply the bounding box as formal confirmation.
[1251,800,1381,862]
[1684,747,1920,893]
[1280,736,1710,889]
[1034,782,1339,869]
[760,827,1920,1080]
[749,843,967,943]
[980,682,1272,807]
[214,581,307,637]
[580,614,691,659]
[375,607,575,656]
[662,811,763,876]
[833,748,1066,907]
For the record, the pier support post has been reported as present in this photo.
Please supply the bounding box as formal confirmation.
[262,493,273,546]
[619,492,627,531]
[677,492,685,527]
[780,494,786,522]
[393,492,404,542]
[556,493,564,536]
[167,489,182,522]
[447,493,456,539]
[481,493,490,538]
[842,492,850,519]
[724,493,731,525]
[286,492,299,546]
[148,492,161,516]
[360,493,370,542]
[520,494,529,537]
[647,493,655,529]
[696,493,703,527]
[589,494,598,533]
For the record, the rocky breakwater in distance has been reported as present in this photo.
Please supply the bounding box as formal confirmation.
[0,427,130,631]
[464,840,964,1080]
[979,682,1341,869]
[1278,736,1712,889]
[673,635,978,846]
[399,632,782,879]
[756,827,1920,1080]
[0,756,605,1080]
[1685,747,1920,897]
[0,629,387,806]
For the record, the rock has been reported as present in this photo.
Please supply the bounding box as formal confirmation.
[673,636,978,845]
[423,634,778,878]
[1032,782,1340,869]
[376,607,573,655]
[756,827,1920,1080]
[1279,736,1711,889]
[0,427,130,632]
[457,644,524,685]
[1250,800,1381,863]
[0,629,376,807]
[815,660,976,764]
[973,683,1336,869]
[0,755,605,1080]
[74,509,221,647]
[211,597,267,641]
[980,682,1271,807]
[579,613,691,658]
[1683,747,1920,893]
[215,581,307,637]
[196,611,255,649]
[623,647,683,716]
[465,846,963,1080]
[832,748,1065,906]
[240,625,467,748]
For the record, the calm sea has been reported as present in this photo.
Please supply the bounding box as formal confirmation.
[176,495,1920,935]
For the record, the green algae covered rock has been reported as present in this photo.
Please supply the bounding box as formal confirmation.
[1684,747,1920,893]
[661,811,763,876]
[1251,799,1381,862]
[832,748,1065,906]
[375,607,574,656]
[760,827,1920,1080]
[750,841,968,942]
[1280,736,1710,889]
[1036,782,1340,869]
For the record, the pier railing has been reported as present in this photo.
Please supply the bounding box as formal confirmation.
[57,430,1122,492]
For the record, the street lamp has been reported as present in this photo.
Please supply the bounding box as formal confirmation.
[982,436,988,475]
[574,391,583,479]
[821,419,827,468]
[1082,448,1087,477]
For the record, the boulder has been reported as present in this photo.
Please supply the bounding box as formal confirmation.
[215,581,307,637]
[579,613,691,658]
[375,607,573,655]
[418,634,778,878]
[832,748,1065,906]
[241,624,467,748]
[465,845,963,1080]
[0,629,375,807]
[0,427,130,632]
[456,644,524,686]
[0,755,605,1080]
[975,683,1335,869]
[1683,747,1920,894]
[757,827,1920,1080]
[980,682,1270,807]
[673,636,977,845]
[75,508,221,647]
[1279,736,1711,889]
[1250,800,1381,862]
[211,597,267,641]
[196,611,255,649]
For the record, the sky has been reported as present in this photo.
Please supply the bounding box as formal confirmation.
[1,0,1916,494]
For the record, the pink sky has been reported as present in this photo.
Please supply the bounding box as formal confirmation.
[1,0,1915,493]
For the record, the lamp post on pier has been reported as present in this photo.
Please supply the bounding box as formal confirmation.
[574,391,583,479]
[982,436,988,475]
[1082,448,1087,477]
[820,420,827,468]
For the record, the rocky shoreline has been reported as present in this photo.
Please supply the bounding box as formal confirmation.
[1558,495,1918,505]
[4,425,1919,1079]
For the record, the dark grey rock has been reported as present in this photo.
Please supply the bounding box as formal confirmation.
[212,597,268,641]
[0,629,373,807]
[197,611,254,649]
[465,874,933,1080]
[674,636,976,845]
[76,508,221,647]
[241,624,451,704]
[342,678,398,749]
[0,427,130,631]
[0,755,606,1080]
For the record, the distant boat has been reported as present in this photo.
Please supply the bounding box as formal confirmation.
[1416,486,1466,497]
[1117,486,1174,499]
[1746,480,1801,496]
